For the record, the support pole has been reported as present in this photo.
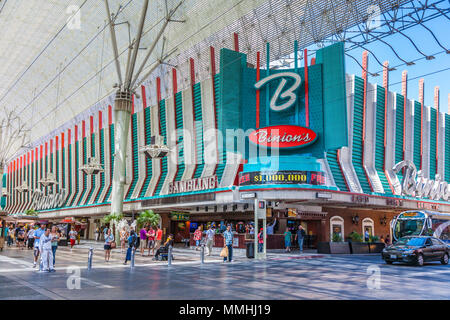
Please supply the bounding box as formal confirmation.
[130,247,136,269]
[110,90,132,217]
[200,244,205,264]
[87,247,93,271]
[168,245,173,266]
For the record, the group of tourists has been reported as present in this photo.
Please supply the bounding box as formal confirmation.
[101,224,173,263]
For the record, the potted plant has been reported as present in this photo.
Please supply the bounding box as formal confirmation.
[368,235,385,253]
[348,231,370,254]
[317,233,351,254]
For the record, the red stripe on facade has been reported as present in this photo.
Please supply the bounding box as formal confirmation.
[108,105,112,125]
[233,32,239,52]
[172,68,180,185]
[98,111,103,131]
[154,77,163,197]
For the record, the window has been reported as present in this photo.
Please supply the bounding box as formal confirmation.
[330,216,344,242]
[362,218,374,241]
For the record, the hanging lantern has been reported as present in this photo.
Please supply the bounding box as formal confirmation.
[140,135,169,159]
[79,157,104,175]
[39,172,58,187]
[15,181,29,193]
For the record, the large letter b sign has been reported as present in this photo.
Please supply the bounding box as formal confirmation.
[254,72,301,112]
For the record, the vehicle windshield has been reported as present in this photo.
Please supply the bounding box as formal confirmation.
[395,237,426,246]
[394,218,425,239]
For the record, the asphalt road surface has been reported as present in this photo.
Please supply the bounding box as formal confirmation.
[0,246,449,300]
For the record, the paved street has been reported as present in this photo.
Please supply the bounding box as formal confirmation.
[0,243,449,300]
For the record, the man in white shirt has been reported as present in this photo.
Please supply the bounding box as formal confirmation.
[39,228,55,272]
[205,226,216,256]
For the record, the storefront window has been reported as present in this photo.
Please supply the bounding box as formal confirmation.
[329,216,344,242]
[362,218,374,241]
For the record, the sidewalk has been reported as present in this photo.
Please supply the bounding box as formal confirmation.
[75,240,325,260]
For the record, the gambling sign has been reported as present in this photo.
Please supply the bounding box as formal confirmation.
[239,171,326,186]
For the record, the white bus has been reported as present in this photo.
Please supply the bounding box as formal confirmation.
[392,211,450,243]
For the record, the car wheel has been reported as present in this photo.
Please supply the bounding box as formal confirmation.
[416,254,424,267]
[441,253,449,265]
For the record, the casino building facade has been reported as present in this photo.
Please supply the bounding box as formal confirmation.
[2,42,450,247]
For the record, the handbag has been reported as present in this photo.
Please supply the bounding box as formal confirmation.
[110,241,116,249]
[220,246,228,258]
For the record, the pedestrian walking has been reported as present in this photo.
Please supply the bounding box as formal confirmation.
[123,230,138,265]
[17,226,25,250]
[27,227,35,250]
[120,228,128,253]
[50,227,60,269]
[68,228,77,250]
[139,226,148,255]
[94,227,100,242]
[294,225,306,253]
[33,224,46,268]
[205,225,215,256]
[193,226,202,251]
[39,228,55,272]
[7,227,14,247]
[284,228,292,252]
[147,226,156,256]
[222,225,233,263]
[104,228,114,262]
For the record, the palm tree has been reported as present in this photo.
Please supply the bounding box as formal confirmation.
[136,210,160,229]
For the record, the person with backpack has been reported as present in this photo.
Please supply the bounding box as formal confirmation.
[123,230,138,265]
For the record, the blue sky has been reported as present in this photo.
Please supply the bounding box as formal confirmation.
[343,15,449,113]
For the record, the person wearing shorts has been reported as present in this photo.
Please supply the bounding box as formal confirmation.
[104,228,114,262]
[68,228,77,249]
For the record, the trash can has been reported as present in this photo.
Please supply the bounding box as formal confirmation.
[246,242,254,259]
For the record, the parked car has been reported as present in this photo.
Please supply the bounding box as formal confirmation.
[381,236,449,266]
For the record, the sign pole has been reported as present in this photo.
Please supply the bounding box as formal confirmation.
[254,198,259,259]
